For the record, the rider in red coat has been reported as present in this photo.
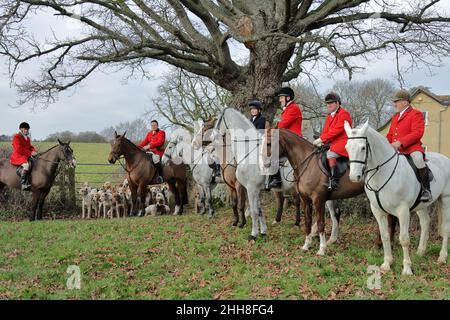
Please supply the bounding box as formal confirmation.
[266,87,303,189]
[10,122,37,190]
[313,93,352,190]
[138,120,166,183]
[386,89,430,202]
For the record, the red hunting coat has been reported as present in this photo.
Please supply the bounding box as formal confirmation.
[10,133,36,165]
[320,107,352,158]
[138,129,166,157]
[278,101,303,136]
[386,106,425,154]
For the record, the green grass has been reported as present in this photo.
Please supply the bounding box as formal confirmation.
[0,141,123,187]
[0,207,448,300]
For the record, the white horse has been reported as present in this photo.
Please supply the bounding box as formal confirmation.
[210,107,303,241]
[161,126,216,218]
[344,121,450,275]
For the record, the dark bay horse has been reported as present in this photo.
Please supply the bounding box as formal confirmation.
[261,129,365,255]
[193,118,302,228]
[0,140,76,221]
[108,132,188,216]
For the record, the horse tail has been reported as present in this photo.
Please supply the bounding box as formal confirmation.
[436,196,444,237]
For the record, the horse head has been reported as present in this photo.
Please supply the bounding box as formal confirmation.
[57,139,76,168]
[344,120,370,183]
[108,131,127,164]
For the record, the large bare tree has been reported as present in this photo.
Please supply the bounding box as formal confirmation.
[1,1,449,121]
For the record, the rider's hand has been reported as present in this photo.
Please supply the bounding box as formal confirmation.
[391,141,402,151]
[31,151,37,156]
[313,138,324,147]
[143,145,150,151]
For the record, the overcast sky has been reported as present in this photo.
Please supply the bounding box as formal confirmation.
[1,3,450,140]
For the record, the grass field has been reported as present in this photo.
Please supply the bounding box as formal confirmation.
[0,206,448,300]
[0,141,124,188]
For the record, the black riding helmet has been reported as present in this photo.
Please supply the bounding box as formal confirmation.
[276,87,295,100]
[19,122,30,130]
[248,99,263,110]
[324,92,341,104]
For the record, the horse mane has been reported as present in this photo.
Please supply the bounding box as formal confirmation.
[279,128,315,148]
[35,144,60,157]
[119,135,149,156]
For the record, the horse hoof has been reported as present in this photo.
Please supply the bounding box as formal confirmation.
[416,248,426,256]
[238,223,245,229]
[402,267,413,276]
[272,220,279,226]
[438,254,447,264]
[247,235,257,242]
[327,238,337,245]
[231,221,238,227]
[260,233,267,238]
[316,249,325,256]
[301,245,309,251]
[294,223,300,228]
[380,263,391,272]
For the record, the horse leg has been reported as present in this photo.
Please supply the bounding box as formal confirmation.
[294,192,301,227]
[397,205,413,275]
[247,188,260,241]
[237,183,247,228]
[129,183,138,216]
[138,184,147,216]
[272,191,284,225]
[301,197,313,251]
[37,190,50,220]
[29,190,41,221]
[376,214,397,249]
[371,204,394,272]
[257,192,267,236]
[314,197,327,256]
[415,208,430,256]
[229,187,239,226]
[438,195,450,263]
[326,200,339,245]
[206,185,214,218]
[169,182,181,215]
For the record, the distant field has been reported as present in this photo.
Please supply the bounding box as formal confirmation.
[0,141,125,188]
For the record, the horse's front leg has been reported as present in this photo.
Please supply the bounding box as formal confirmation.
[301,197,313,251]
[138,184,147,217]
[397,205,413,275]
[371,204,394,272]
[314,198,327,256]
[129,183,138,216]
[37,190,50,220]
[247,188,260,242]
[294,192,301,227]
[169,182,181,215]
[29,190,41,221]
[205,185,214,218]
[272,191,284,225]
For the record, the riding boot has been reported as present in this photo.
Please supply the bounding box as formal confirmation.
[266,169,282,190]
[418,167,432,202]
[328,165,339,191]
[20,170,31,191]
[155,163,164,184]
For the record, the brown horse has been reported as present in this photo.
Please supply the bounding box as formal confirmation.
[193,119,302,228]
[108,132,188,216]
[262,128,365,255]
[0,140,76,221]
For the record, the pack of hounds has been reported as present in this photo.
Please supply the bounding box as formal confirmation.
[79,179,170,219]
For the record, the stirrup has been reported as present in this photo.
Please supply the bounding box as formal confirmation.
[420,189,432,202]
[22,183,31,191]
[327,178,338,191]
[156,176,164,184]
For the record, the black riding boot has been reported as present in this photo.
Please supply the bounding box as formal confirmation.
[155,163,164,184]
[208,162,221,183]
[20,170,31,191]
[419,167,432,202]
[328,166,339,191]
[266,169,282,190]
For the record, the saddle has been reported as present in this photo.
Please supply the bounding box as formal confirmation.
[15,157,34,177]
[402,153,434,185]
[318,147,348,179]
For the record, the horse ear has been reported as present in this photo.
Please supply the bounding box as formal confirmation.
[58,139,63,145]
[67,138,71,145]
[123,131,127,138]
[344,121,352,136]
[114,131,118,138]
[361,120,369,134]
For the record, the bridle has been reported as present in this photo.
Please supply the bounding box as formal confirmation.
[347,135,399,214]
[34,144,75,167]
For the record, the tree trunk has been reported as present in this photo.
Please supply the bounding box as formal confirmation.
[226,37,295,124]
